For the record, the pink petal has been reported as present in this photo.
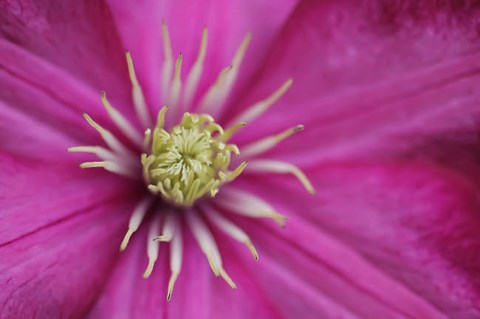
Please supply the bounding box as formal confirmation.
[0,1,131,107]
[88,226,282,319]
[0,154,138,318]
[106,0,298,112]
[231,0,480,173]
[0,153,134,248]
[0,200,133,318]
[238,160,480,318]
[0,39,143,158]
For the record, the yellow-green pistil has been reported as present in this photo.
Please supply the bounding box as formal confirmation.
[142,107,247,207]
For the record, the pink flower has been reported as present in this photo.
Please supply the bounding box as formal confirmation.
[1,1,480,319]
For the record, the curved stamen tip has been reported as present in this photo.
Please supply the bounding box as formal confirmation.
[245,239,259,261]
[153,235,171,242]
[120,229,135,251]
[206,253,220,277]
[294,124,304,132]
[219,268,237,289]
[269,212,288,227]
[143,260,155,278]
[167,272,179,301]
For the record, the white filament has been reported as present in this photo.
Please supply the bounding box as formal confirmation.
[247,159,315,194]
[203,204,258,260]
[215,188,287,227]
[126,51,152,128]
[143,214,162,278]
[120,197,154,251]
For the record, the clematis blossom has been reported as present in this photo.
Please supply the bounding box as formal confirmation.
[1,1,480,319]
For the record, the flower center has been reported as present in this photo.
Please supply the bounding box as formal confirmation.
[142,109,246,207]
[68,22,315,301]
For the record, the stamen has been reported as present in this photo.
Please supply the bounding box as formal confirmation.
[67,146,117,162]
[240,125,304,158]
[120,197,154,251]
[143,215,161,278]
[197,65,233,113]
[79,160,138,179]
[125,51,152,128]
[186,209,236,288]
[83,113,136,159]
[101,90,144,147]
[197,33,251,116]
[154,210,176,242]
[219,161,248,182]
[156,105,169,129]
[143,111,243,207]
[167,218,182,301]
[184,27,208,106]
[247,160,315,194]
[216,188,288,227]
[221,122,246,142]
[230,78,293,124]
[161,21,174,100]
[203,204,258,260]
[169,53,183,109]
[143,129,152,151]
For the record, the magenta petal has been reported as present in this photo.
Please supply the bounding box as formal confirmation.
[0,197,134,318]
[0,155,137,318]
[239,161,480,318]
[233,0,480,170]
[0,153,132,246]
[106,0,298,111]
[0,39,141,153]
[0,1,131,106]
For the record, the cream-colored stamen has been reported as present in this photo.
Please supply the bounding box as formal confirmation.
[83,113,136,158]
[120,197,154,251]
[184,27,208,106]
[167,219,183,301]
[125,51,152,128]
[143,215,161,278]
[101,91,144,147]
[230,78,293,124]
[161,21,174,99]
[197,65,233,113]
[216,188,288,227]
[198,33,251,116]
[154,210,176,242]
[79,160,138,178]
[68,146,117,162]
[220,122,246,142]
[203,204,258,260]
[240,125,304,158]
[142,110,244,207]
[186,209,236,288]
[169,53,183,109]
[143,129,152,151]
[247,160,315,194]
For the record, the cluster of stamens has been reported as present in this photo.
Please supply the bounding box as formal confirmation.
[143,109,247,207]
[69,22,314,300]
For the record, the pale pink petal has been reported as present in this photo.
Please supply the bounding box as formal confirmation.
[236,161,480,318]
[88,227,282,319]
[106,0,298,112]
[231,0,480,174]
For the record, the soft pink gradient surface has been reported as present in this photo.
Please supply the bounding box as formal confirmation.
[1,1,480,318]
